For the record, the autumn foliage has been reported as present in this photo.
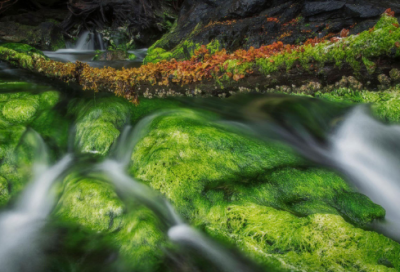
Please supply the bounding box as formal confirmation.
[1,10,399,104]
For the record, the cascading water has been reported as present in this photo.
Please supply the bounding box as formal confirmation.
[74,31,95,51]
[96,113,255,272]
[328,107,400,240]
[0,131,72,272]
[194,96,400,240]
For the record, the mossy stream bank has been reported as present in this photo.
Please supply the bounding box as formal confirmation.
[0,61,399,272]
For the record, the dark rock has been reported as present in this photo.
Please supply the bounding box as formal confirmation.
[96,50,128,61]
[149,0,400,59]
[345,4,385,18]
[303,1,346,17]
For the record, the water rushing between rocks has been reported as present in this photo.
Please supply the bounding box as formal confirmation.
[0,61,400,272]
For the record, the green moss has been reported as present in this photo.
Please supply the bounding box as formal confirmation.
[144,39,222,64]
[75,121,120,155]
[222,59,254,77]
[2,98,39,124]
[128,107,399,271]
[38,91,60,110]
[130,109,302,215]
[56,176,124,232]
[131,98,183,123]
[55,175,167,271]
[144,47,173,64]
[205,203,400,272]
[31,109,70,151]
[0,176,9,206]
[256,14,400,77]
[236,167,385,227]
[315,88,400,123]
[68,96,132,156]
[128,53,137,61]
[334,192,386,226]
[0,43,45,56]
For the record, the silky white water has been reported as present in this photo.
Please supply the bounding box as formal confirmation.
[0,152,72,272]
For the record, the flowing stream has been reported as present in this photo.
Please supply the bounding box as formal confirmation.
[0,61,400,271]
[0,131,72,272]
[96,116,254,272]
[43,31,147,70]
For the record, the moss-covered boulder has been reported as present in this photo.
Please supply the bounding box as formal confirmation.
[130,108,398,271]
[68,96,132,156]
[0,43,45,57]
[55,175,168,271]
[31,109,70,152]
[0,86,64,201]
[2,98,39,124]
[130,109,302,214]
[206,203,400,272]
[236,168,385,227]
[38,91,60,110]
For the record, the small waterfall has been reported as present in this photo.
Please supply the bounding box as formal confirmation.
[96,111,254,272]
[0,133,73,272]
[74,31,95,51]
[96,32,105,51]
[184,95,400,240]
[328,107,400,239]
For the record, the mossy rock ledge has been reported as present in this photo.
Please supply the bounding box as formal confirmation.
[127,109,400,272]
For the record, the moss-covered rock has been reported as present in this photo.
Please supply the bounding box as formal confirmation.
[38,91,60,110]
[31,109,70,152]
[206,203,400,272]
[143,47,173,64]
[144,39,222,63]
[129,108,399,271]
[2,98,39,124]
[68,96,132,156]
[315,88,400,123]
[0,176,9,206]
[130,109,302,212]
[0,43,45,57]
[55,175,168,271]
[56,176,124,232]
[236,167,385,227]
[0,87,64,201]
[256,14,400,77]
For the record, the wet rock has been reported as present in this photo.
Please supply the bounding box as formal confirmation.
[149,0,400,59]
[303,1,346,17]
[0,21,65,51]
[378,74,391,89]
[69,97,131,156]
[389,68,400,82]
[95,50,128,61]
[345,4,385,18]
[55,174,167,271]
[2,98,39,124]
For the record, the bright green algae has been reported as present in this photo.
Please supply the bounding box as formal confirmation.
[314,88,400,123]
[67,96,132,156]
[256,14,400,76]
[130,108,399,271]
[236,168,385,227]
[206,204,400,272]
[0,82,399,271]
[0,81,66,202]
[55,174,168,272]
